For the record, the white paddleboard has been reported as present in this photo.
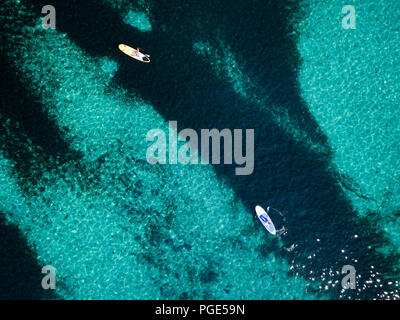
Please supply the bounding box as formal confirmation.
[255,205,276,235]
[118,44,150,63]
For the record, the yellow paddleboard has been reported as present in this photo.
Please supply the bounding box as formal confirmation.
[118,44,150,63]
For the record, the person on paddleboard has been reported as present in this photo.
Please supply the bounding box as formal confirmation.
[134,48,150,62]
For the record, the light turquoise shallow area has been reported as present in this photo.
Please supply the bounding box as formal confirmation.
[109,0,152,31]
[297,0,400,254]
[123,10,152,31]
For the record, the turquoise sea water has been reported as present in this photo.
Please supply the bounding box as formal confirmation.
[0,0,399,299]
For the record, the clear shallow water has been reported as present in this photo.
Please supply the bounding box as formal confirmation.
[0,0,399,299]
[297,0,400,250]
